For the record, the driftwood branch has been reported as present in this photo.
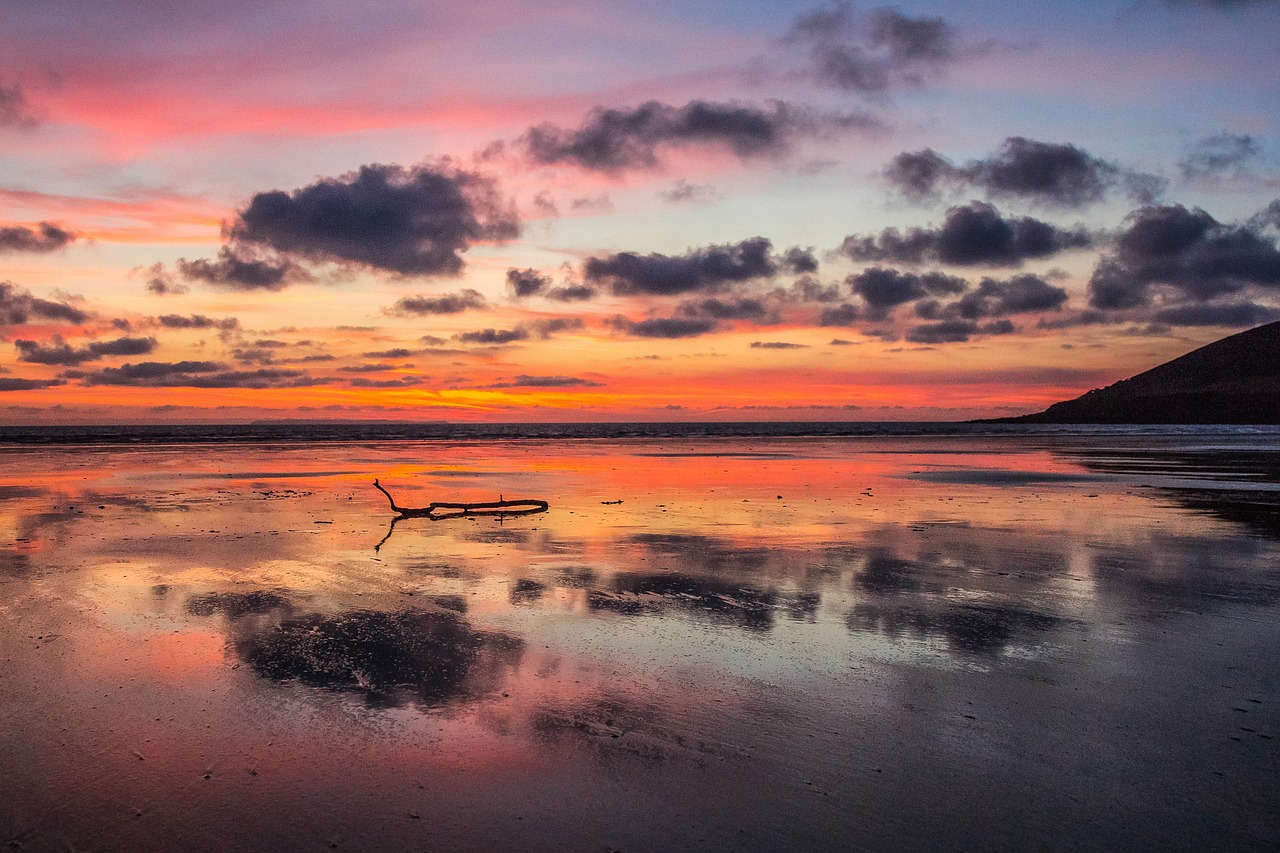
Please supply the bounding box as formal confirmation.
[372,480,549,553]
[373,479,549,519]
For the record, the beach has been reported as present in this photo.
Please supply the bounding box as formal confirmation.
[2,428,1278,851]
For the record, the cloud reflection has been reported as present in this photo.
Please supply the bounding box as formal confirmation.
[213,601,524,708]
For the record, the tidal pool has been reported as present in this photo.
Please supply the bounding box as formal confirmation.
[1,433,1277,851]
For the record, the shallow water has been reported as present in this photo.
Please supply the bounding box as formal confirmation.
[1,434,1278,851]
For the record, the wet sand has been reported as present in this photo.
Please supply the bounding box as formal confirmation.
[1,433,1278,851]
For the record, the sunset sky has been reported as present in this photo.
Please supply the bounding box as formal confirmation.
[2,0,1278,423]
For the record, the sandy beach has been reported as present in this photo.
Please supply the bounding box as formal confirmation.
[1,431,1278,851]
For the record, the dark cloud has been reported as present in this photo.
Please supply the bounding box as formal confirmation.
[840,202,1093,267]
[388,289,487,316]
[0,281,89,326]
[679,297,775,322]
[585,237,779,296]
[885,138,1162,207]
[1087,203,1280,310]
[0,222,76,254]
[364,347,416,358]
[786,4,957,94]
[225,162,519,277]
[883,148,954,200]
[80,360,222,383]
[156,313,239,331]
[818,303,861,326]
[0,377,64,391]
[486,375,603,388]
[451,317,583,346]
[505,269,597,302]
[781,246,819,273]
[338,363,399,373]
[906,318,1016,344]
[15,335,157,366]
[1035,310,1111,330]
[506,267,551,299]
[0,82,38,128]
[545,284,598,302]
[347,376,423,388]
[607,315,718,338]
[1179,132,1264,181]
[1150,301,1280,327]
[529,317,585,338]
[750,341,809,349]
[949,274,1069,319]
[454,327,529,345]
[848,267,967,317]
[82,361,325,388]
[520,100,868,173]
[177,247,313,291]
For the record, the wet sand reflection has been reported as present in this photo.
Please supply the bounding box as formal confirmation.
[1,434,1278,851]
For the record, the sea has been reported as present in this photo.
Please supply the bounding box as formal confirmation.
[3,419,1280,445]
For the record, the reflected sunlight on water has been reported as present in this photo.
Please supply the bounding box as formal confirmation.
[1,435,1278,851]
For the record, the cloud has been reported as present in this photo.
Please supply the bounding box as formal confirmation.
[1150,301,1280,327]
[0,82,38,128]
[0,222,76,254]
[454,327,529,345]
[607,315,718,338]
[750,341,809,349]
[944,274,1069,319]
[818,303,861,326]
[0,377,64,391]
[143,264,190,295]
[782,246,819,274]
[176,247,313,291]
[545,284,597,302]
[679,297,775,322]
[15,335,157,366]
[486,375,603,388]
[347,376,424,388]
[661,180,720,204]
[1087,203,1280,310]
[847,268,966,318]
[786,4,957,94]
[156,313,240,331]
[839,202,1093,267]
[451,317,583,346]
[906,318,1017,344]
[0,281,89,326]
[884,138,1163,207]
[781,275,843,303]
[338,363,399,373]
[585,237,781,296]
[388,289,487,316]
[1178,132,1264,181]
[506,268,598,302]
[529,317,584,338]
[81,361,325,388]
[224,162,519,277]
[520,99,873,173]
[506,268,551,299]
